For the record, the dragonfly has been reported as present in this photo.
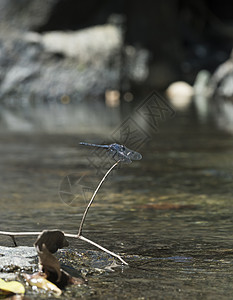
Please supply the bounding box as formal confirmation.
[80,142,142,164]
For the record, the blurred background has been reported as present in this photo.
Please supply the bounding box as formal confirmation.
[0,0,233,133]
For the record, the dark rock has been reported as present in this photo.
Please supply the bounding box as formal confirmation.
[0,0,58,31]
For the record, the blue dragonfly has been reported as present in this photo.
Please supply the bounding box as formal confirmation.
[80,142,142,164]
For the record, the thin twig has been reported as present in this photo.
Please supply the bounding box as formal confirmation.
[77,160,120,236]
[79,235,128,265]
[0,231,79,239]
[11,236,17,247]
[0,231,41,236]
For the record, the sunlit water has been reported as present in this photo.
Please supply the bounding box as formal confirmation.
[0,110,233,299]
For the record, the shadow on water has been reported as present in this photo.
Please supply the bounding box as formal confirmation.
[0,106,233,299]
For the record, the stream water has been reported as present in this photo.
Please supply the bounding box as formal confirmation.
[0,108,233,299]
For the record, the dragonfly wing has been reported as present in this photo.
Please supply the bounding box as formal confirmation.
[124,146,142,161]
[117,150,132,163]
[131,151,142,160]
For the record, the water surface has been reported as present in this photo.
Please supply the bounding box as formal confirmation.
[0,112,233,299]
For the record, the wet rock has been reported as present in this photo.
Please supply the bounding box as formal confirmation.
[208,50,233,98]
[193,70,210,122]
[207,50,233,132]
[0,246,37,271]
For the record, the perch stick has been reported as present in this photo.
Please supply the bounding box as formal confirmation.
[79,235,128,265]
[77,160,120,236]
